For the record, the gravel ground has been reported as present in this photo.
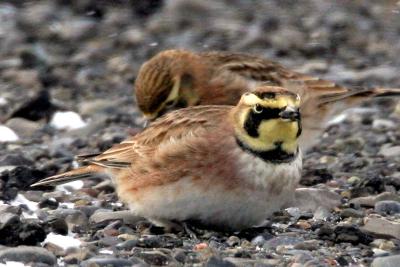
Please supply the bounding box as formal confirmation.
[0,1,400,266]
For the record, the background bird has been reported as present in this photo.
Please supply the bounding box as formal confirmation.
[134,49,400,150]
[32,86,302,231]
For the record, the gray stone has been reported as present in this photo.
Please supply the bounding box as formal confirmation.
[81,257,135,267]
[225,257,280,266]
[371,255,400,267]
[206,256,236,267]
[0,212,19,226]
[372,119,396,130]
[379,145,400,158]
[263,236,304,249]
[362,215,400,239]
[340,208,365,218]
[89,210,142,225]
[350,192,400,207]
[375,201,400,215]
[0,246,56,265]
[293,188,342,212]
[140,251,173,266]
[5,118,43,138]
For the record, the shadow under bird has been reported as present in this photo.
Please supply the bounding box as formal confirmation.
[134,49,400,150]
[33,86,302,230]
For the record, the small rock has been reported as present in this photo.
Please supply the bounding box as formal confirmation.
[89,210,142,225]
[294,240,320,251]
[379,145,400,158]
[0,125,19,142]
[372,119,396,130]
[5,118,43,138]
[294,188,342,212]
[81,257,135,267]
[313,206,331,220]
[371,255,400,267]
[0,246,56,265]
[334,225,373,245]
[225,257,280,266]
[206,256,236,267]
[140,251,172,266]
[263,236,304,249]
[350,192,400,207]
[340,208,365,218]
[375,200,400,215]
[226,236,240,246]
[50,111,87,130]
[7,90,58,122]
[370,239,396,251]
[116,239,139,250]
[362,215,400,239]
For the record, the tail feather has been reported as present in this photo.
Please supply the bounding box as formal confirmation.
[31,165,104,187]
[318,87,400,106]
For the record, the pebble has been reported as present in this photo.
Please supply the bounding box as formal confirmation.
[80,257,137,267]
[225,257,280,266]
[340,208,365,218]
[206,256,236,267]
[362,215,400,239]
[0,125,19,142]
[89,210,142,225]
[372,119,396,130]
[350,192,400,207]
[371,255,400,267]
[293,188,342,212]
[0,246,56,265]
[379,145,400,158]
[140,250,173,266]
[5,118,42,138]
[263,236,304,249]
[374,200,400,215]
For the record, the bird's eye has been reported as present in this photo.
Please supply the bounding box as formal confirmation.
[165,100,175,108]
[253,104,263,114]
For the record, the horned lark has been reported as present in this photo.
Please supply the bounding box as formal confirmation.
[135,49,400,150]
[32,86,302,230]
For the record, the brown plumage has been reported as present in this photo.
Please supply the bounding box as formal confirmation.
[33,86,303,230]
[134,49,400,150]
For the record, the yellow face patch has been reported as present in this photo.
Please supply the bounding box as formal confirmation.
[236,113,299,153]
[234,91,301,156]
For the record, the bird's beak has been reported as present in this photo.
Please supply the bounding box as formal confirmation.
[279,106,300,121]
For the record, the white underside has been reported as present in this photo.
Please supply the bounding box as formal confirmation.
[127,148,302,230]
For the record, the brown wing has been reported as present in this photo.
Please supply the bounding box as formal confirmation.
[87,105,231,168]
[32,105,232,187]
[199,51,349,102]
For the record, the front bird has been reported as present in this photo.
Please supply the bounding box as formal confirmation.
[134,49,400,150]
[33,86,302,230]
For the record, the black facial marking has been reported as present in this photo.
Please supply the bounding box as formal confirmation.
[296,118,302,137]
[243,107,283,137]
[236,138,298,164]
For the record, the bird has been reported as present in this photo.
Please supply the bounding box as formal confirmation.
[134,49,400,150]
[32,86,302,231]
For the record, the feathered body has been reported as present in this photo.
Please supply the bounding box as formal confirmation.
[135,49,400,150]
[33,87,302,230]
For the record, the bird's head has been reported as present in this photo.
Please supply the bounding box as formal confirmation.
[135,50,202,121]
[233,86,302,163]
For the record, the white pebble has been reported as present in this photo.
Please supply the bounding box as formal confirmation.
[50,111,87,130]
[0,97,8,106]
[42,233,81,250]
[0,125,19,142]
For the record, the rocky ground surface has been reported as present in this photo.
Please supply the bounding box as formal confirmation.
[0,0,400,266]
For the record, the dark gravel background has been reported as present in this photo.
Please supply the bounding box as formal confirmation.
[0,1,400,266]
